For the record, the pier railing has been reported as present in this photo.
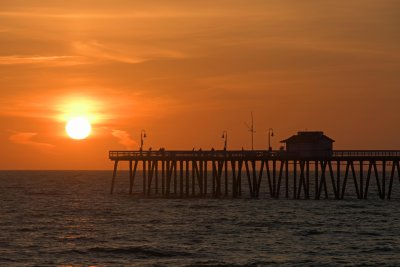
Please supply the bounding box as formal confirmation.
[332,150,400,157]
[109,150,400,160]
[109,150,276,159]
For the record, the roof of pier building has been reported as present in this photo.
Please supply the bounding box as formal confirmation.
[280,131,334,148]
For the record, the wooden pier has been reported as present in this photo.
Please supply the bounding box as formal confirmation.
[109,150,400,199]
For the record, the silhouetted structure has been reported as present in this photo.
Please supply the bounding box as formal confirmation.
[109,150,400,200]
[108,132,400,200]
[281,131,334,158]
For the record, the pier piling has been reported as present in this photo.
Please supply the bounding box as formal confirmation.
[109,150,400,199]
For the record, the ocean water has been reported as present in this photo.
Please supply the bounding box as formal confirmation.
[0,171,400,266]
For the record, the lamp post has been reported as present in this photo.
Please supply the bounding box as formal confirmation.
[268,128,274,151]
[222,130,228,151]
[140,129,147,151]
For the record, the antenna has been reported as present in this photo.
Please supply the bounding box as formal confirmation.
[244,111,255,150]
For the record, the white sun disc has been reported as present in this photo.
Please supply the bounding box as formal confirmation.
[65,117,92,140]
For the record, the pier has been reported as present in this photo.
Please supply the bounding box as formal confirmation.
[109,150,400,199]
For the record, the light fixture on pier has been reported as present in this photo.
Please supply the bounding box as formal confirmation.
[268,128,274,151]
[245,112,256,150]
[222,130,228,151]
[140,129,147,151]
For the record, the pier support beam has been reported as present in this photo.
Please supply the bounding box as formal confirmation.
[110,160,119,194]
[129,160,138,194]
[387,161,400,199]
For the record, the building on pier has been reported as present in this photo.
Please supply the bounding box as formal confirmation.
[281,131,334,158]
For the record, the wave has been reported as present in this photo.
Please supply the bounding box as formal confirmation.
[82,246,192,258]
[298,229,324,236]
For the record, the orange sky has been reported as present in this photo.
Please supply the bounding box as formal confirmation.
[0,0,399,170]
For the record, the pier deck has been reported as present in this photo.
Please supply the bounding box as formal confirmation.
[109,150,400,199]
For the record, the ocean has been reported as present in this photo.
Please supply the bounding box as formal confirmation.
[0,171,399,266]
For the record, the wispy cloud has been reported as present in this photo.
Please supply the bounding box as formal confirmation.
[0,43,186,67]
[73,41,145,64]
[0,11,187,19]
[0,7,274,20]
[0,55,85,66]
[9,132,54,149]
[0,99,53,120]
[0,11,126,19]
[111,130,137,149]
[73,41,186,64]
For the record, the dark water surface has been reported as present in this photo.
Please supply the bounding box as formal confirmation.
[0,171,399,266]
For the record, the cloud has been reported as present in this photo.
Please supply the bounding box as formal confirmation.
[0,43,186,68]
[73,41,145,64]
[9,132,54,149]
[0,4,276,20]
[0,55,85,66]
[73,41,186,64]
[111,130,137,149]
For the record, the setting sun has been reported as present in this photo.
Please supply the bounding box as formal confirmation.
[1,1,400,266]
[65,117,92,140]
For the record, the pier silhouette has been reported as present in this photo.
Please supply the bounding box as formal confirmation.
[109,149,400,199]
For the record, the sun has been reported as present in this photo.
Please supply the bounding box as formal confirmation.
[65,116,92,140]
